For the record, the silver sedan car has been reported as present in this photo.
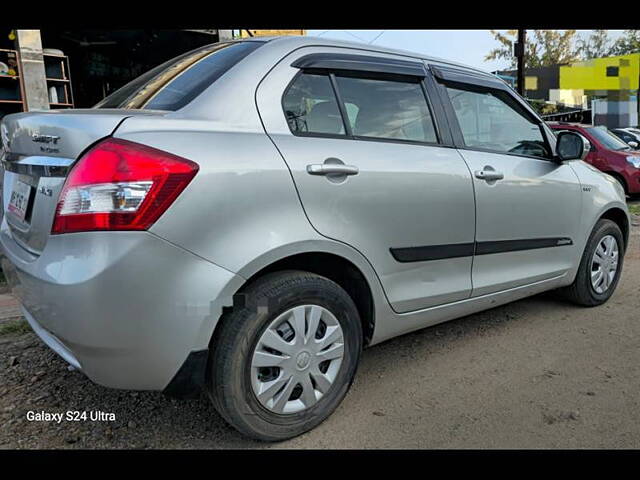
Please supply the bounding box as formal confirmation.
[0,36,630,441]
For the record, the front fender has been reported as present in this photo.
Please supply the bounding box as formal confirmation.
[567,160,630,274]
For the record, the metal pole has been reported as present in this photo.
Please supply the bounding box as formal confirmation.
[515,29,526,97]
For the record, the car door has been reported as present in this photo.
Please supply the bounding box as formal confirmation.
[431,66,582,297]
[256,47,476,313]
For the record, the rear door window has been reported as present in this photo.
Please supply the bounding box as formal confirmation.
[334,75,438,143]
[282,73,346,136]
[95,41,264,111]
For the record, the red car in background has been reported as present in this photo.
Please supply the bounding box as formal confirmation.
[549,122,640,196]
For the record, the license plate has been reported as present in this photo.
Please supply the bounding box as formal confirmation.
[8,180,32,222]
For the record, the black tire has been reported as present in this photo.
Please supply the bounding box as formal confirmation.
[207,270,362,441]
[558,219,625,306]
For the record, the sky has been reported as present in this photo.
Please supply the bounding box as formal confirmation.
[306,30,626,72]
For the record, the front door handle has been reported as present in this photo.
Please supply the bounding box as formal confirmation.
[307,164,359,176]
[474,166,504,182]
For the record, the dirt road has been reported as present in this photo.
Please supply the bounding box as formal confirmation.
[1,206,639,449]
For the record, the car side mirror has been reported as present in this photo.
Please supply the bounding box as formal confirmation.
[628,141,638,149]
[556,131,590,161]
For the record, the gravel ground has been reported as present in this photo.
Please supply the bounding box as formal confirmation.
[1,204,639,449]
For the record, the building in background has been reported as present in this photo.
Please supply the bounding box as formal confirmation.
[497,53,640,128]
[1,29,304,118]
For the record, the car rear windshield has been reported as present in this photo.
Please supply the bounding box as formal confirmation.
[94,41,264,111]
[586,126,631,151]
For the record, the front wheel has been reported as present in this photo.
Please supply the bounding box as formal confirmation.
[207,271,362,441]
[559,219,625,306]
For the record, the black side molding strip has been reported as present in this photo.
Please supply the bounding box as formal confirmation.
[391,242,475,263]
[475,237,573,255]
[292,53,426,78]
[390,237,573,263]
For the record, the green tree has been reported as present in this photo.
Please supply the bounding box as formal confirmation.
[610,30,640,55]
[576,30,614,60]
[486,30,580,69]
[485,30,527,68]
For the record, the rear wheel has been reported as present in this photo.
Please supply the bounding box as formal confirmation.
[208,270,362,441]
[559,219,624,306]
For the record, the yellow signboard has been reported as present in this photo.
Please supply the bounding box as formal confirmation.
[560,54,640,91]
[240,30,305,38]
[524,76,538,91]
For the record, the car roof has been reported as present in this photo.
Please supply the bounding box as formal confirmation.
[254,35,496,79]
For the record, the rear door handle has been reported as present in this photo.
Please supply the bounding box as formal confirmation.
[474,166,504,182]
[307,164,359,176]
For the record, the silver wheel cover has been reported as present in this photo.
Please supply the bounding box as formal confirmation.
[590,234,619,294]
[250,305,345,414]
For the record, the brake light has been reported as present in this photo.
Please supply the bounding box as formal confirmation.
[52,138,199,234]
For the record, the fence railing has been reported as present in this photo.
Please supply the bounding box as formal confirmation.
[540,109,592,124]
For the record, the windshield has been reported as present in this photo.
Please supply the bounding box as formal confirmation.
[586,126,631,151]
[94,41,264,111]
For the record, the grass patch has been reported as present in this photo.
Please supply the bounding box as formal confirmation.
[0,319,30,336]
[628,204,640,216]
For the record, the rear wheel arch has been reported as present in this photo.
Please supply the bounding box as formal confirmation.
[218,252,376,348]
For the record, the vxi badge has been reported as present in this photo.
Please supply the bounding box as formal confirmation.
[32,133,60,154]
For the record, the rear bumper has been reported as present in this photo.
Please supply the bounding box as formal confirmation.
[21,305,82,370]
[0,224,243,390]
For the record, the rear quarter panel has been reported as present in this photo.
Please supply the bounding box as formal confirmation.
[114,117,321,273]
[113,117,388,300]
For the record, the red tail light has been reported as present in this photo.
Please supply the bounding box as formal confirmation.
[52,138,199,234]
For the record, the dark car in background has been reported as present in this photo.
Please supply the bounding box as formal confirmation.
[611,128,640,150]
[549,122,640,196]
